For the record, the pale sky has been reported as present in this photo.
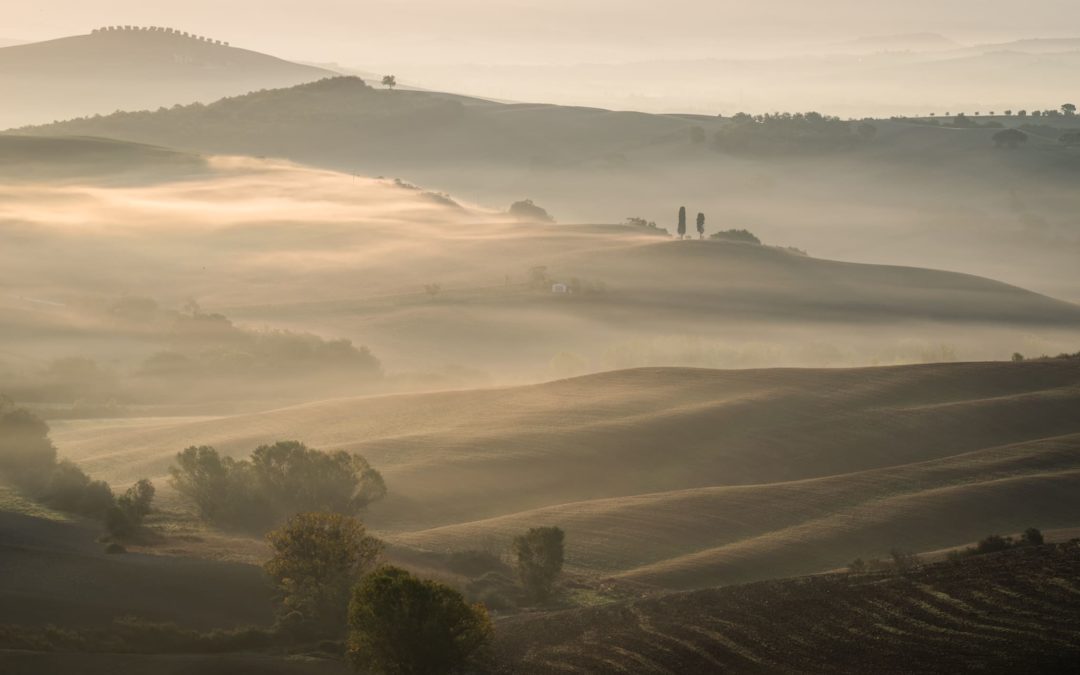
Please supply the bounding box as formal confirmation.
[6,1,1080,66]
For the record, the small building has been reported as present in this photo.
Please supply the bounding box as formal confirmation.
[551,283,569,294]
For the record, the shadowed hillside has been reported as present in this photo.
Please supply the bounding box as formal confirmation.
[494,542,1080,673]
[51,360,1080,589]
[0,511,273,629]
[0,28,333,128]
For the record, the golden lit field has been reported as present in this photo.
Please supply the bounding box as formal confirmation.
[51,359,1080,589]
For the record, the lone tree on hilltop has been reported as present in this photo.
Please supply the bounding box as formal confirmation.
[513,526,565,602]
[992,128,1028,149]
[1062,103,1076,116]
[381,75,397,90]
[696,212,705,239]
[677,206,687,239]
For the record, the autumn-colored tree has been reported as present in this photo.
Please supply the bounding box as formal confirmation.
[265,512,382,635]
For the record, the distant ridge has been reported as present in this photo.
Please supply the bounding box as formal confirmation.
[0,28,335,129]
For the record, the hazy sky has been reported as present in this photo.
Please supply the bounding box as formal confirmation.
[7,1,1080,66]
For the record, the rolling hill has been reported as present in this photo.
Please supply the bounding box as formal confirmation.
[49,359,1080,589]
[494,542,1080,673]
[16,77,1080,304]
[3,137,1078,394]
[0,27,333,129]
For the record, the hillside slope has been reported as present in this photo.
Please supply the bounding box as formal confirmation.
[4,145,1078,389]
[51,360,1080,588]
[0,512,273,629]
[494,542,1080,674]
[18,76,1080,303]
[0,28,333,128]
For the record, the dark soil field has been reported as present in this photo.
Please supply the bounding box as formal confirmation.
[494,542,1080,674]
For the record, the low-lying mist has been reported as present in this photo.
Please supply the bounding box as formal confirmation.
[2,152,1078,417]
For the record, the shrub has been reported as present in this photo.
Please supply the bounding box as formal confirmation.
[710,228,762,245]
[265,512,383,636]
[347,566,492,674]
[508,199,556,223]
[975,534,1014,555]
[1020,528,1044,546]
[992,128,1028,148]
[513,526,565,602]
[889,548,920,573]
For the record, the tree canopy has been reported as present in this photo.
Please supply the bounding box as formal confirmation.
[347,566,492,674]
[266,512,383,635]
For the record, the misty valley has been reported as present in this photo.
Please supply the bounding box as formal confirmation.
[2,17,1080,675]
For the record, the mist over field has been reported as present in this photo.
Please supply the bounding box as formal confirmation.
[2,4,1080,674]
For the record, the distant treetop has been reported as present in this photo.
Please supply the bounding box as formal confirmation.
[90,26,229,46]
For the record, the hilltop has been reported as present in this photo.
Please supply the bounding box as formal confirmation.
[0,27,333,129]
[51,360,1080,589]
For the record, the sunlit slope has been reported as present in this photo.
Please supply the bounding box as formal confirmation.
[494,543,1080,674]
[53,360,1080,586]
[0,29,332,128]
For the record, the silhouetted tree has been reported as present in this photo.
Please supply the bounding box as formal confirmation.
[266,512,382,635]
[1020,527,1044,546]
[1062,103,1076,116]
[696,212,705,239]
[677,206,687,239]
[513,526,565,601]
[381,75,397,90]
[347,566,492,674]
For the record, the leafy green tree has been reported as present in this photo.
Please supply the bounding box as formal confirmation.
[169,442,385,530]
[696,212,705,239]
[347,566,492,675]
[381,75,397,90]
[106,478,157,538]
[513,526,565,601]
[677,206,687,239]
[1062,103,1076,116]
[266,512,383,635]
[250,441,386,519]
[168,445,237,522]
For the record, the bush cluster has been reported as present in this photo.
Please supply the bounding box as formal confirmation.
[947,528,1044,561]
[169,441,386,532]
[0,398,154,539]
[716,112,869,155]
